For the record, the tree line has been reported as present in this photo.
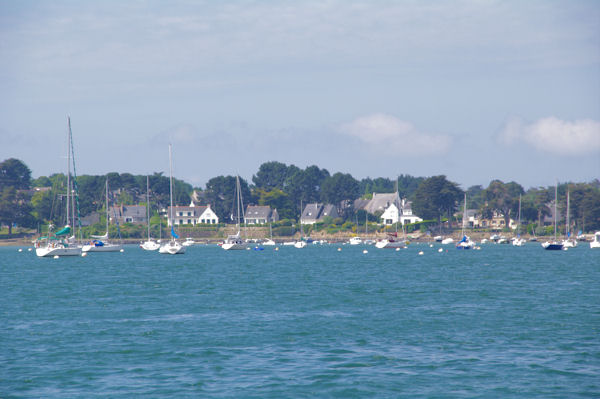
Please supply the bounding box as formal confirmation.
[1,158,599,235]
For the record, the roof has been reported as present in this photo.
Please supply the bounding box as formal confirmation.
[353,198,370,211]
[245,205,273,219]
[320,204,338,219]
[122,205,146,217]
[365,192,400,214]
[302,203,322,222]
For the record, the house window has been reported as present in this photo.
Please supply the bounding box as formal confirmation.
[187,212,191,216]
[187,219,191,224]
[179,219,183,225]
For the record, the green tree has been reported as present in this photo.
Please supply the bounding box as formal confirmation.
[412,175,463,221]
[0,158,31,190]
[252,161,295,191]
[287,165,330,208]
[204,175,251,222]
[30,190,54,222]
[0,187,34,235]
[320,172,359,219]
[257,188,295,219]
[483,180,524,228]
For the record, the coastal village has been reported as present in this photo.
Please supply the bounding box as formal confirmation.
[2,157,599,248]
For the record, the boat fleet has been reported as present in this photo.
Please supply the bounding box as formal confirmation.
[33,119,600,257]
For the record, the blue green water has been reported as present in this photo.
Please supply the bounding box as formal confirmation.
[1,243,599,398]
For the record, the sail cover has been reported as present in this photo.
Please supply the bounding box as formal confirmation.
[55,225,72,236]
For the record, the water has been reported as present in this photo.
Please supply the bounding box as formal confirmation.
[1,243,599,398]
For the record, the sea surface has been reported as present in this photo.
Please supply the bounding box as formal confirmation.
[1,242,599,398]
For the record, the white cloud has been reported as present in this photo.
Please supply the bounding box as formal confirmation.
[339,114,451,155]
[500,117,600,155]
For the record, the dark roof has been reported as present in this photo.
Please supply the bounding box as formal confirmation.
[245,205,273,219]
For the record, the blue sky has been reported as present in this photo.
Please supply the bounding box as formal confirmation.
[1,0,599,190]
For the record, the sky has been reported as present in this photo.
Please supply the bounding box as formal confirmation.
[1,0,599,190]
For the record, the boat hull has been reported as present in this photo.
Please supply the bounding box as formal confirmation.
[159,242,186,254]
[375,240,405,249]
[140,240,160,251]
[82,243,123,252]
[542,242,564,251]
[222,243,247,250]
[36,245,81,257]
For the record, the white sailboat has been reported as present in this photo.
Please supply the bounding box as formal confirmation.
[82,178,123,252]
[140,175,160,251]
[159,144,186,255]
[590,231,600,249]
[542,184,563,250]
[36,117,82,257]
[456,193,475,249]
[263,223,276,246]
[512,194,526,246]
[294,201,307,248]
[222,175,247,250]
[562,189,577,248]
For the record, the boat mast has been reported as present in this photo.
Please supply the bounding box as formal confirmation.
[105,178,109,239]
[462,193,467,237]
[66,117,71,227]
[517,194,522,237]
[554,184,558,241]
[566,188,570,239]
[235,175,241,233]
[146,175,151,240]
[169,144,174,242]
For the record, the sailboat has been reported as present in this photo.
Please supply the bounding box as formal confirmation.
[541,184,563,250]
[159,144,186,255]
[456,193,475,249]
[263,223,276,246]
[512,194,526,246]
[294,200,307,248]
[36,117,82,257]
[140,175,160,251]
[222,175,247,250]
[590,231,600,249]
[82,178,123,252]
[562,189,577,248]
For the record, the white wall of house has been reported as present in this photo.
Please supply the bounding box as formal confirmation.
[380,204,399,225]
[198,207,219,224]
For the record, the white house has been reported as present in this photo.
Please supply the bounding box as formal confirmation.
[380,203,400,225]
[244,205,279,225]
[380,199,423,226]
[399,199,423,225]
[168,201,219,226]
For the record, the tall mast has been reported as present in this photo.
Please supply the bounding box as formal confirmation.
[554,184,558,241]
[517,194,522,236]
[66,117,71,226]
[462,193,467,236]
[566,188,570,238]
[146,176,151,240]
[169,144,174,241]
[105,178,109,238]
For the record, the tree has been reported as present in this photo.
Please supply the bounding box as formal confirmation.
[483,180,524,228]
[204,175,251,222]
[320,172,359,219]
[412,175,463,221]
[0,158,31,190]
[252,161,293,191]
[286,165,330,208]
[0,187,34,235]
[257,188,295,219]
